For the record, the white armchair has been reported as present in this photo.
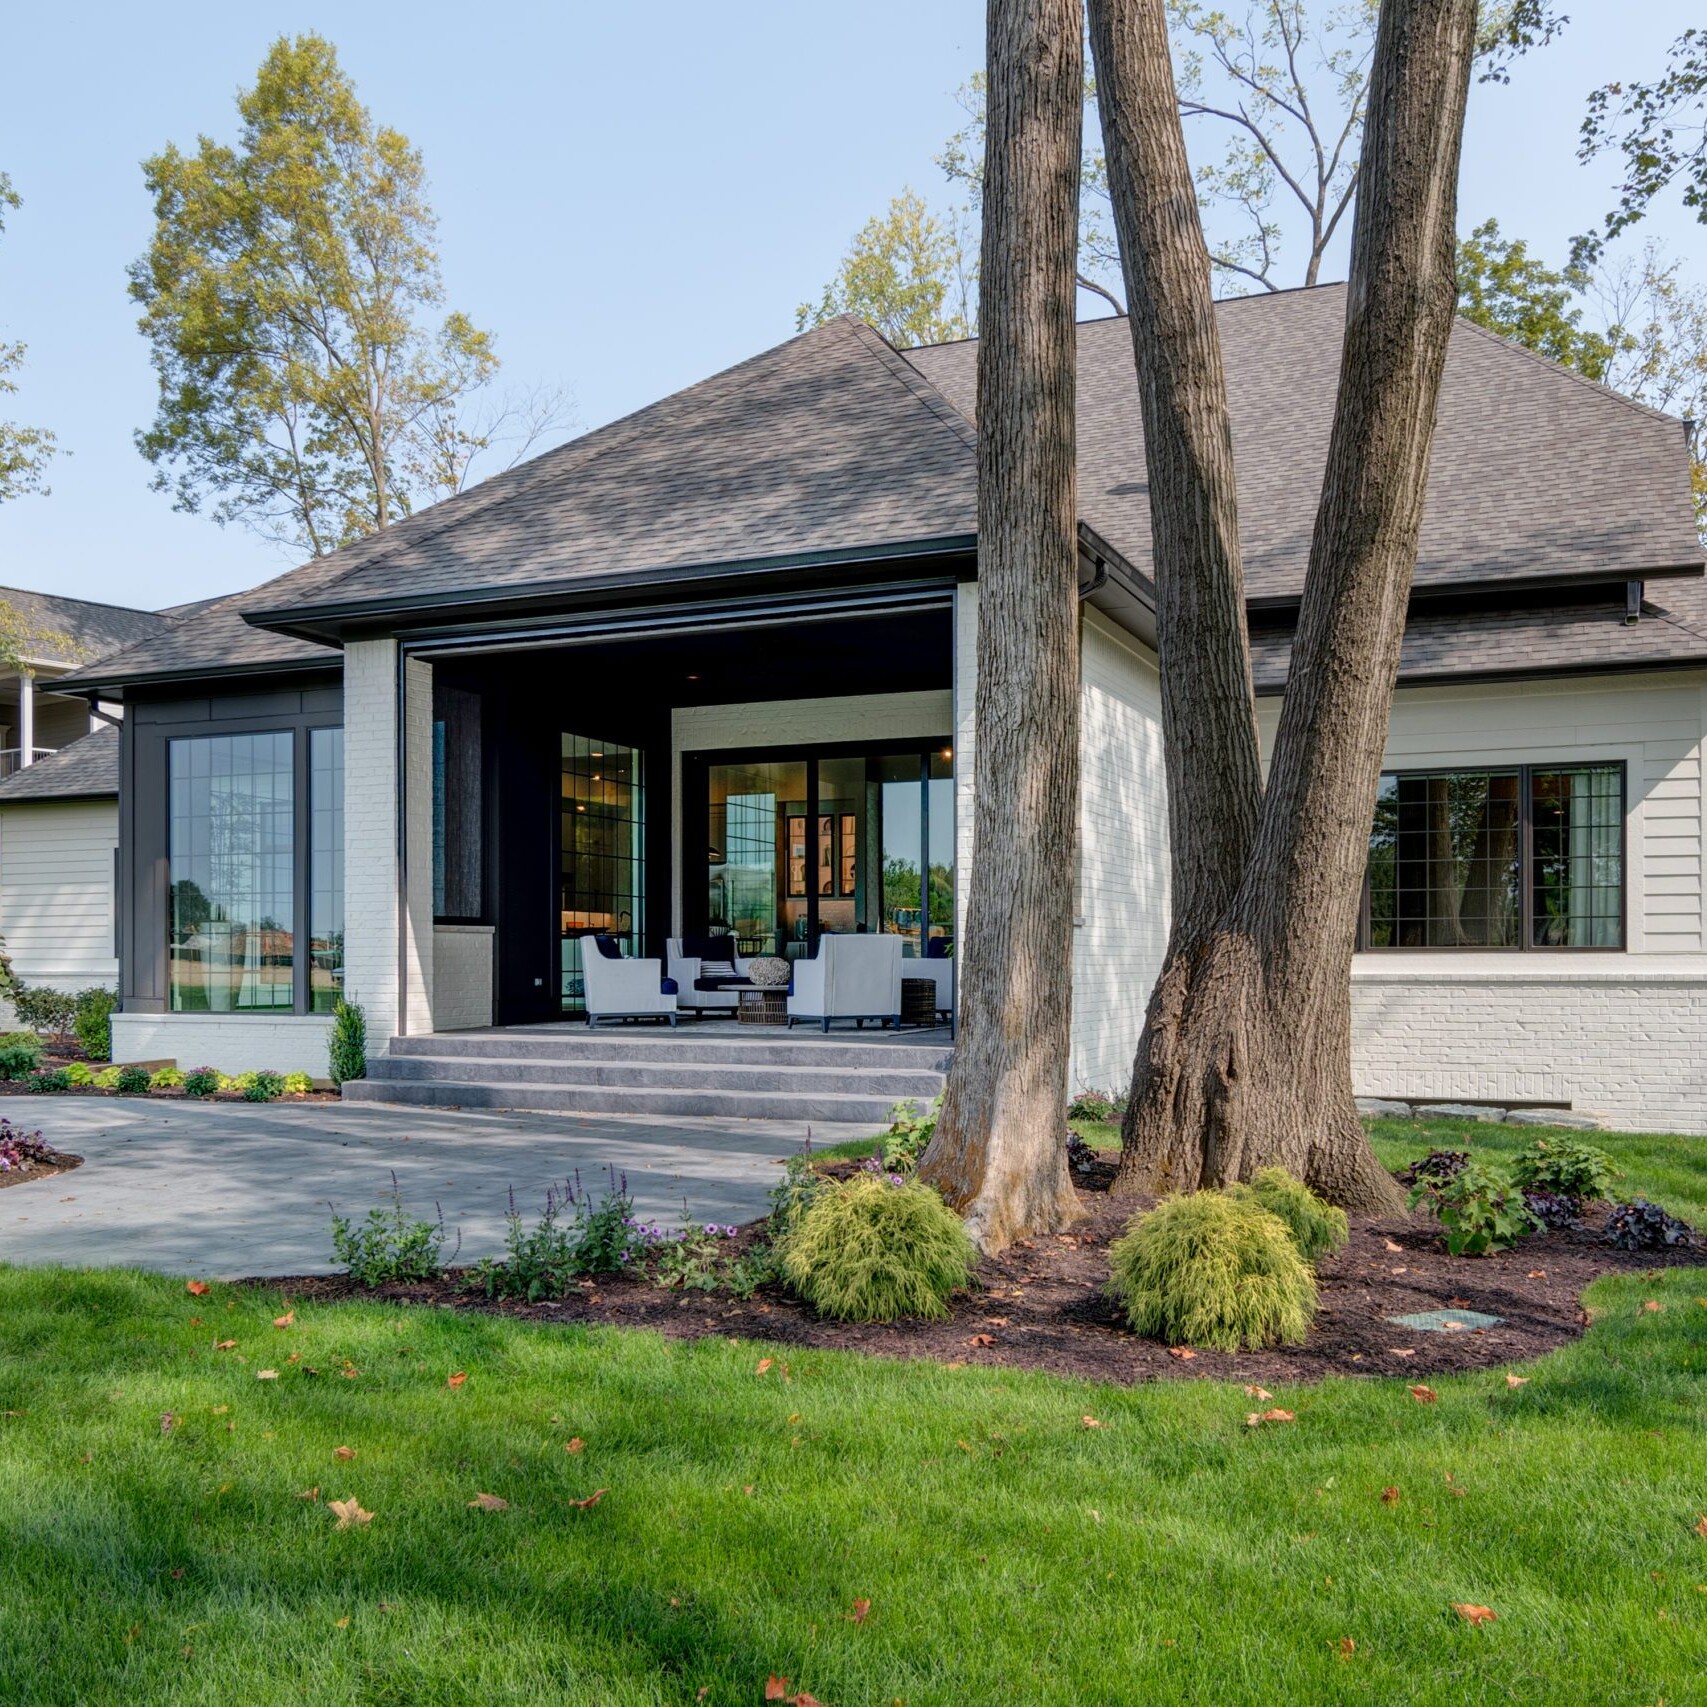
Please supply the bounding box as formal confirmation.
[787,934,902,1032]
[666,935,752,1014]
[580,936,678,1026]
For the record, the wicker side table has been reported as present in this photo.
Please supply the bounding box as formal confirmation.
[737,987,789,1026]
[900,977,938,1027]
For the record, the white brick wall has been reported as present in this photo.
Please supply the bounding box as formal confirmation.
[433,924,493,1030]
[0,799,118,989]
[110,1012,334,1078]
[1351,959,1707,1134]
[1071,610,1169,1091]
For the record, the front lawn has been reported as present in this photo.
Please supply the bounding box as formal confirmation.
[4,1202,1706,1703]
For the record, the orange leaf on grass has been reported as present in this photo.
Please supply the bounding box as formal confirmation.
[969,1334,995,1348]
[1505,1373,1529,1389]
[1337,1637,1356,1659]
[765,1679,790,1703]
[185,1281,210,1297]
[1643,1300,1664,1313]
[446,1372,468,1389]
[1244,1384,1272,1401]
[755,1358,774,1376]
[1381,1487,1401,1505]
[1167,1347,1196,1360]
[1247,1408,1295,1426]
[1451,1603,1497,1625]
[565,1437,585,1454]
[1408,1385,1438,1404]
[214,1340,237,1352]
[333,1446,357,1461]
[1694,1515,1707,1539]
[273,1310,295,1328]
[568,1488,608,1510]
[467,1492,509,1511]
[256,1370,279,1381]
[1081,1415,1104,1429]
[328,1498,373,1530]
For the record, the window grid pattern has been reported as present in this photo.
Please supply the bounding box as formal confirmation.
[309,727,345,1013]
[560,735,645,1011]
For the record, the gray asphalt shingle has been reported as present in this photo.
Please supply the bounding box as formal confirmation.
[0,722,118,802]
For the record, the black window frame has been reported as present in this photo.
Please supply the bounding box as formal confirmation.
[1358,759,1627,953]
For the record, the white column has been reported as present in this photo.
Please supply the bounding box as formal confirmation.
[18,673,33,767]
[952,582,977,949]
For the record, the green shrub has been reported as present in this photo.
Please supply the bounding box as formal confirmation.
[282,1071,314,1095]
[242,1071,286,1102]
[769,1147,829,1238]
[72,988,117,1061]
[328,997,367,1087]
[12,986,76,1041]
[182,1066,221,1097]
[64,1061,94,1087]
[114,1065,152,1095]
[879,1095,941,1173]
[1068,1087,1124,1122]
[472,1171,649,1299]
[1511,1137,1619,1204]
[780,1176,976,1322]
[149,1067,185,1090]
[0,1031,43,1079]
[25,1068,70,1093]
[92,1067,122,1091]
[1226,1167,1349,1264]
[1408,1160,1537,1256]
[1105,1191,1317,1352]
[330,1174,452,1285]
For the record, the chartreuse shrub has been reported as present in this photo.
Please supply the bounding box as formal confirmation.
[780,1176,976,1322]
[241,1071,286,1102]
[1106,1191,1317,1351]
[64,1061,94,1087]
[1225,1166,1349,1264]
[149,1067,185,1090]
[282,1071,314,1095]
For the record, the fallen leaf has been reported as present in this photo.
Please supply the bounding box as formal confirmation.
[328,1498,373,1529]
[983,1317,1010,1327]
[1694,1515,1707,1540]
[467,1492,509,1511]
[333,1445,357,1461]
[565,1437,585,1454]
[1527,1269,1547,1279]
[296,1486,320,1501]
[1448,1297,1472,1307]
[446,1372,468,1388]
[1167,1346,1197,1360]
[1643,1300,1664,1313]
[213,1340,237,1352]
[273,1311,295,1329]
[334,1616,350,1629]
[1390,1267,1408,1276]
[969,1334,995,1348]
[1382,1238,1403,1252]
[1505,1373,1529,1389]
[1337,1636,1356,1659]
[256,1370,279,1381]
[846,1597,871,1624]
[765,1680,790,1703]
[755,1358,774,1376]
[1244,1384,1273,1401]
[1246,1408,1295,1426]
[1381,1486,1401,1505]
[1081,1415,1104,1429]
[1389,1347,1416,1358]
[1408,1385,1438,1404]
[185,1281,210,1297]
[159,1412,177,1434]
[568,1488,608,1510]
[1451,1603,1497,1625]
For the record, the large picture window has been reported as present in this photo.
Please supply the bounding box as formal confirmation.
[309,727,345,1012]
[169,732,296,1011]
[1364,763,1624,951]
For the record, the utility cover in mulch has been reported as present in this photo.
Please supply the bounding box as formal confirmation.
[255,1158,1702,1386]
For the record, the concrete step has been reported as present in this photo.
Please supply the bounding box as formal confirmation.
[341,1076,909,1125]
[387,1030,953,1072]
[365,1053,945,1100]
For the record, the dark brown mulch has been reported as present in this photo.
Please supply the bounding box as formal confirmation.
[251,1161,1702,1386]
[0,1152,82,1192]
[0,1050,337,1102]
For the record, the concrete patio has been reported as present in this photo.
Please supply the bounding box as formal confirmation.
[0,1096,874,1280]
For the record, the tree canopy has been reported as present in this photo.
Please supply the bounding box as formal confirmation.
[0,173,59,503]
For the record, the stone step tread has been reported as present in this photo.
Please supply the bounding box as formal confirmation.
[371,1053,943,1085]
[341,1079,902,1120]
[387,1037,951,1068]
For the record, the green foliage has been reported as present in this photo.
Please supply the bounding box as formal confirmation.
[282,1071,314,1095]
[92,1067,122,1091]
[780,1176,975,1322]
[796,191,973,349]
[63,1061,94,1087]
[129,34,503,556]
[1456,219,1617,376]
[880,1094,941,1173]
[330,1175,451,1285]
[12,985,76,1040]
[1408,1160,1537,1256]
[0,1030,43,1079]
[1226,1167,1349,1265]
[241,1071,286,1103]
[1510,1137,1620,1204]
[769,1147,829,1239]
[148,1067,185,1090]
[653,1222,743,1293]
[327,997,367,1087]
[24,1068,70,1093]
[182,1066,221,1098]
[475,1173,657,1300]
[1068,1087,1123,1123]
[1105,1191,1317,1351]
[113,1066,152,1096]
[72,988,117,1061]
[0,173,59,502]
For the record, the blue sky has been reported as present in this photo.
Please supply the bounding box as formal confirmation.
[1,1,1702,611]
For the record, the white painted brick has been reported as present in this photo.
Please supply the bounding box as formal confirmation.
[433,925,493,1030]
[111,1012,334,1078]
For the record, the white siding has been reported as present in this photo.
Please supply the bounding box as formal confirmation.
[1071,611,1169,1091]
[0,800,118,990]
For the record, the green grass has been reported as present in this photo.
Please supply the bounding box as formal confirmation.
[3,1120,1705,1703]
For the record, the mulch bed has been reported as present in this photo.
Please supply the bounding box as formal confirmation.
[0,1152,83,1192]
[0,1048,337,1102]
[251,1159,1703,1386]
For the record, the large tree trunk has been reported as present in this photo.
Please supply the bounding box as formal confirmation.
[1093,0,1479,1213]
[916,0,1085,1254]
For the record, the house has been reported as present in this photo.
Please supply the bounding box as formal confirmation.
[53,285,1707,1132]
[0,590,183,993]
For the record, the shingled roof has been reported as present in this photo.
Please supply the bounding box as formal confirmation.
[0,587,176,668]
[61,285,1702,693]
[0,722,118,802]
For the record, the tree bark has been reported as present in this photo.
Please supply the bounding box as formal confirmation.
[916,0,1085,1254]
[1093,0,1479,1213]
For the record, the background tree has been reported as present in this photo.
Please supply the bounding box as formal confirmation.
[916,0,1085,1252]
[131,34,568,558]
[1455,219,1617,376]
[0,174,59,501]
[1090,0,1479,1211]
[796,190,974,346]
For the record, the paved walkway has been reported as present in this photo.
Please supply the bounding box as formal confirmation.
[0,1097,873,1280]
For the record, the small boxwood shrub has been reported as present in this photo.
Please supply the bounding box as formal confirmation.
[149,1067,185,1090]
[328,997,367,1087]
[242,1071,286,1102]
[1225,1167,1349,1265]
[114,1065,152,1095]
[1105,1191,1317,1352]
[182,1066,221,1097]
[73,988,117,1061]
[25,1068,71,1093]
[0,1031,43,1080]
[780,1176,976,1322]
[1511,1138,1619,1204]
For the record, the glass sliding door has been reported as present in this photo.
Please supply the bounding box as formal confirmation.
[560,734,645,1013]
[707,757,807,957]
